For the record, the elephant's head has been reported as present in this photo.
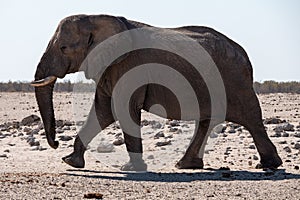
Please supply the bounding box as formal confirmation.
[31,15,130,149]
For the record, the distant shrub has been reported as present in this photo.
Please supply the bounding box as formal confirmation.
[0,80,95,92]
[253,81,300,94]
[0,80,299,94]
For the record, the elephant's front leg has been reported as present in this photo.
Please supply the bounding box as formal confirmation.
[62,94,114,168]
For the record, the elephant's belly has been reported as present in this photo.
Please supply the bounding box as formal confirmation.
[143,84,208,120]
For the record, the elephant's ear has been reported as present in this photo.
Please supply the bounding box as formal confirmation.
[82,15,133,80]
[88,15,132,61]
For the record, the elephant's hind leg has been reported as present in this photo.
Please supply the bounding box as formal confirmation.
[238,90,282,169]
[119,87,147,171]
[176,119,212,169]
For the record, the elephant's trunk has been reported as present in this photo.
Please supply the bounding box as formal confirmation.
[33,63,59,149]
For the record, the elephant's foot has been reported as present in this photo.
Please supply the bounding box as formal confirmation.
[255,154,283,169]
[175,157,204,169]
[120,160,147,171]
[62,152,85,168]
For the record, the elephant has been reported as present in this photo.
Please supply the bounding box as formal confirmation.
[31,14,282,171]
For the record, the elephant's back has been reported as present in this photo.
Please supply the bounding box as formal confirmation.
[172,25,254,86]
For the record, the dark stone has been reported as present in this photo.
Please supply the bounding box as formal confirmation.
[21,115,40,126]
[282,132,289,137]
[283,146,292,153]
[264,117,284,124]
[169,120,180,127]
[294,143,300,150]
[156,140,171,147]
[58,135,73,141]
[154,131,165,139]
[113,137,125,146]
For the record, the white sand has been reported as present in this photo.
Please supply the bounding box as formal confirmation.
[0,92,299,199]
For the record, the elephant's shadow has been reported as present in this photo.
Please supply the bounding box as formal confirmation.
[64,168,300,182]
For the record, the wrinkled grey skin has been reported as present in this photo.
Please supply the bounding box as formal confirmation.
[33,14,282,171]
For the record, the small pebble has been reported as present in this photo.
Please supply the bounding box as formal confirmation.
[154,131,164,139]
[294,143,300,149]
[283,146,292,153]
[113,137,124,146]
[282,132,289,137]
[58,135,73,141]
[156,140,171,147]
[253,155,259,160]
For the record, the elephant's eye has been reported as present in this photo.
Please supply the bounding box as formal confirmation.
[60,46,67,54]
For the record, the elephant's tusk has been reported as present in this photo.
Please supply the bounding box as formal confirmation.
[31,76,57,87]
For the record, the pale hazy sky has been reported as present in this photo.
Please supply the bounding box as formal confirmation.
[0,0,299,82]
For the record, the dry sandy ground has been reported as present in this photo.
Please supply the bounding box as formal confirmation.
[0,92,300,199]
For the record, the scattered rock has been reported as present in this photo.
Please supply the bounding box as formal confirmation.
[4,149,10,153]
[56,120,64,128]
[294,143,300,149]
[83,193,103,199]
[264,117,284,124]
[38,146,47,151]
[21,115,40,126]
[154,131,165,139]
[283,146,292,153]
[23,127,32,133]
[56,128,64,134]
[169,127,178,132]
[282,132,289,137]
[278,140,287,144]
[31,129,39,135]
[295,166,299,170]
[274,123,295,132]
[97,142,115,153]
[219,166,230,170]
[152,121,163,129]
[249,144,256,149]
[63,126,71,131]
[169,120,180,127]
[29,140,40,147]
[112,137,124,146]
[253,155,259,160]
[0,154,7,158]
[147,155,154,159]
[209,131,218,138]
[141,119,150,126]
[294,132,300,138]
[30,146,39,151]
[271,132,281,137]
[228,128,236,134]
[58,135,73,141]
[213,124,226,134]
[155,140,171,147]
[64,120,74,126]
